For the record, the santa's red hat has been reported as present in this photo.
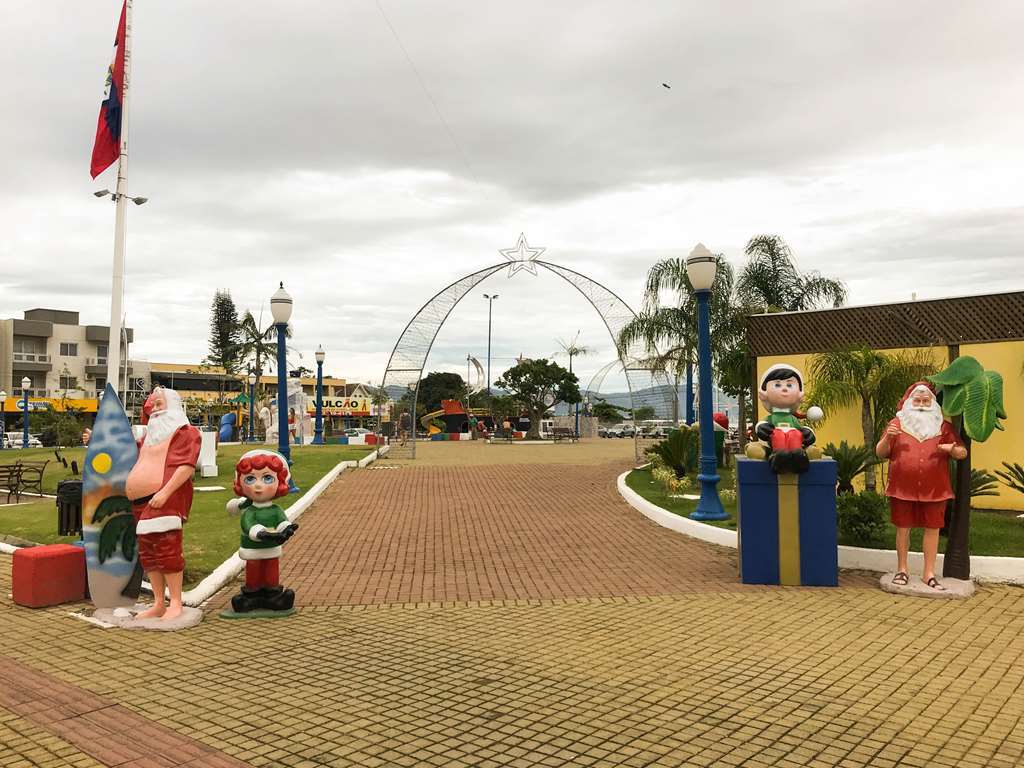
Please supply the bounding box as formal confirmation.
[141,389,160,425]
[897,381,935,411]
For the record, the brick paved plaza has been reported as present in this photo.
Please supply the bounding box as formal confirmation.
[2,440,1022,767]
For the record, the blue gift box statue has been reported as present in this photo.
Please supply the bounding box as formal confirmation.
[738,364,837,586]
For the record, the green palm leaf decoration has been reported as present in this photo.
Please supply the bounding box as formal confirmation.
[98,513,134,564]
[93,495,132,524]
[120,521,136,561]
[929,356,1006,442]
[929,356,982,387]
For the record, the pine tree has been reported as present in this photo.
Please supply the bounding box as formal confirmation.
[205,290,242,396]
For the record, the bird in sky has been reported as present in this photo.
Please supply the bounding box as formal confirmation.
[662,82,671,89]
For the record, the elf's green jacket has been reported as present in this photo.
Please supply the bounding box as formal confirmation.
[766,409,802,429]
[238,501,292,561]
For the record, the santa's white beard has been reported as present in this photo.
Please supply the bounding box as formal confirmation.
[898,403,943,440]
[144,409,189,446]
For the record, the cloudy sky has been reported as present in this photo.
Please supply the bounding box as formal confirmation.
[3,1,1022,392]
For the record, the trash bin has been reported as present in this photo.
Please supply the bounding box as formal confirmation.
[56,479,83,537]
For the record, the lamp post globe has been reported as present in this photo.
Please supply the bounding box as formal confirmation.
[313,345,325,445]
[271,282,293,324]
[685,244,728,521]
[247,370,257,441]
[271,283,298,491]
[0,390,6,450]
[21,376,31,450]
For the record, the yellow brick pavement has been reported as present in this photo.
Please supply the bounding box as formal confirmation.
[1,445,1023,767]
[2,558,1023,767]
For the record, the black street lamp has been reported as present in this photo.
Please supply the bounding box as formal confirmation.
[483,294,499,394]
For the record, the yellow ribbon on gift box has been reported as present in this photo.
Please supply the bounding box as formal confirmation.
[777,473,801,586]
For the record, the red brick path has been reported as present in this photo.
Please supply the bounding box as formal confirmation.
[0,655,250,767]
[250,462,870,607]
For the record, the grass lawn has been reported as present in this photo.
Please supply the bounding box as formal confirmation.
[626,465,738,529]
[625,467,1024,557]
[0,443,373,586]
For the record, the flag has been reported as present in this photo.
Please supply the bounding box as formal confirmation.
[90,1,127,179]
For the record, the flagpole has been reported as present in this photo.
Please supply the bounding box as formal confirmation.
[106,0,133,400]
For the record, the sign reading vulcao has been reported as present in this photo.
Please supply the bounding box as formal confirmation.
[311,397,372,416]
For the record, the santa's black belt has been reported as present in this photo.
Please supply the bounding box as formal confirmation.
[130,494,155,506]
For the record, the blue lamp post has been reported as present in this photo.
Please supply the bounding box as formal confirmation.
[0,390,7,450]
[21,377,32,449]
[313,345,325,445]
[247,370,257,441]
[686,244,728,521]
[271,282,299,492]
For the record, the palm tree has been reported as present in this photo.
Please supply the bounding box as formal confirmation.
[737,235,847,312]
[806,347,937,492]
[556,332,591,433]
[236,309,291,403]
[619,255,735,425]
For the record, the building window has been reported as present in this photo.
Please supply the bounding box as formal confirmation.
[96,344,108,362]
[60,342,79,357]
[60,376,78,390]
[96,377,107,390]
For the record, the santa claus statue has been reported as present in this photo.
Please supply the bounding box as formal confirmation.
[123,387,201,620]
[875,382,966,592]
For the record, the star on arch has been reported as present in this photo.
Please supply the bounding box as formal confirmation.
[499,233,545,278]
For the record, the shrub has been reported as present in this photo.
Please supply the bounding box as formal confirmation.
[995,462,1024,496]
[652,466,679,494]
[970,469,1000,499]
[836,491,889,547]
[823,441,879,495]
[646,428,699,477]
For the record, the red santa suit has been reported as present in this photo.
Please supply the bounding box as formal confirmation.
[125,394,201,574]
[884,382,963,529]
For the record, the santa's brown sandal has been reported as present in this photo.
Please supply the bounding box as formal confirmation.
[891,572,909,586]
[925,576,946,591]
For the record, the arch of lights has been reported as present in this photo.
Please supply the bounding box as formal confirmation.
[377,239,674,459]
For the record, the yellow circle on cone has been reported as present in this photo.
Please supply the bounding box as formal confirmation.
[91,453,112,474]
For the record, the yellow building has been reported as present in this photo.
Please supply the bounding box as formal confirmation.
[747,291,1024,511]
[148,362,348,403]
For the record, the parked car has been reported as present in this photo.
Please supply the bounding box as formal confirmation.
[344,427,372,437]
[4,431,43,448]
[597,426,609,438]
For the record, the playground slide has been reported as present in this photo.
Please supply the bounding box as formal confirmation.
[420,409,445,435]
[219,412,236,442]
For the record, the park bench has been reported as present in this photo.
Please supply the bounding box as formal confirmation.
[551,427,578,443]
[0,463,20,504]
[17,460,49,498]
[0,460,50,503]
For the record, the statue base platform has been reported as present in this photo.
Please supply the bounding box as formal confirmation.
[93,604,204,631]
[879,572,975,599]
[219,607,296,619]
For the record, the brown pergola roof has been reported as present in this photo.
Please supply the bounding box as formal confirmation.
[746,291,1024,357]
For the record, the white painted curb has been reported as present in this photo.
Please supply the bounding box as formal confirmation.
[617,471,737,549]
[617,471,1024,585]
[0,542,18,555]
